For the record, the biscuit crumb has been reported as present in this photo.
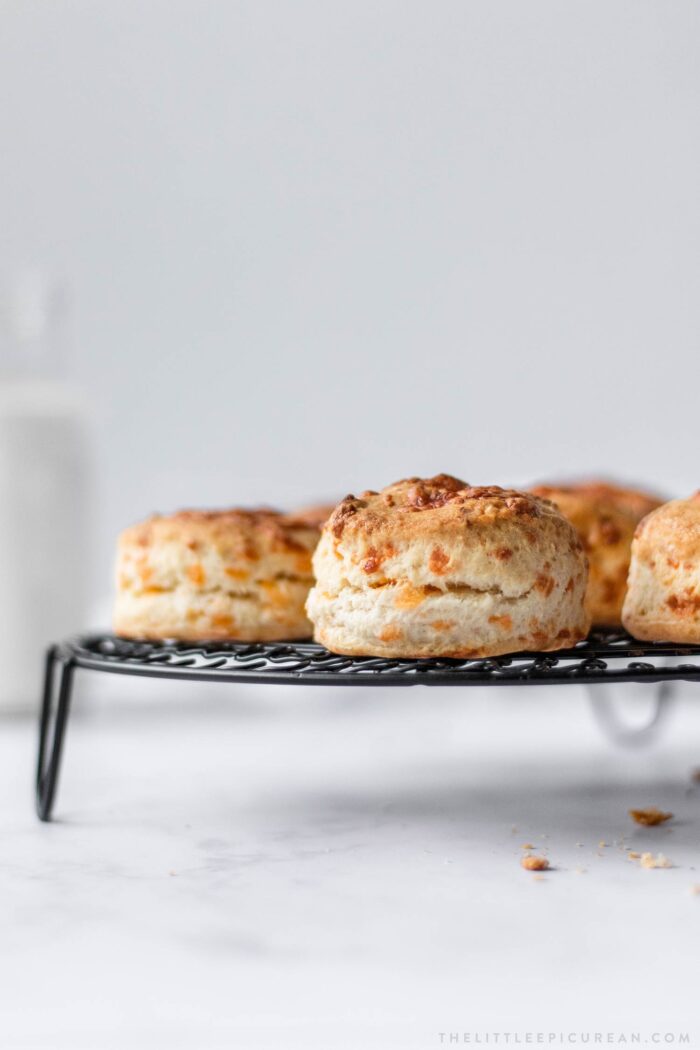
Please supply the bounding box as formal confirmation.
[575,866,587,874]
[599,840,608,848]
[521,843,535,850]
[690,884,700,896]
[521,855,549,871]
[629,806,673,826]
[628,851,641,860]
[639,852,672,869]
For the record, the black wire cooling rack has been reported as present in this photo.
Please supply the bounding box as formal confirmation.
[36,630,700,822]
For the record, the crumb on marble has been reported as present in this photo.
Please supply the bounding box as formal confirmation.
[639,852,672,869]
[629,806,673,827]
[521,854,549,871]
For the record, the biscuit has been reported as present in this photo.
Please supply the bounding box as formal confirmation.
[292,502,338,529]
[530,481,662,627]
[114,508,319,641]
[622,495,700,642]
[306,474,590,658]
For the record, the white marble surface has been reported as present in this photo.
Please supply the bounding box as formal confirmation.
[1,674,699,1049]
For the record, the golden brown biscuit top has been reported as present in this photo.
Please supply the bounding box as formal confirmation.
[530,483,635,551]
[119,507,319,557]
[634,496,700,555]
[327,475,551,542]
[531,480,662,524]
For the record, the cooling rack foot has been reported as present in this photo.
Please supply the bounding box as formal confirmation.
[587,680,674,748]
[36,647,75,822]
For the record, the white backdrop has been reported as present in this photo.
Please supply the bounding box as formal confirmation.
[1,0,699,600]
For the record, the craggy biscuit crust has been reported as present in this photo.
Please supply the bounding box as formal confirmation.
[623,495,700,643]
[306,475,590,658]
[114,508,319,641]
[530,481,662,627]
[567,481,662,522]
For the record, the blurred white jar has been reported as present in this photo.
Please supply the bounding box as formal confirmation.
[0,271,90,714]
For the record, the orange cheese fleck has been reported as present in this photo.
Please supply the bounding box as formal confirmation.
[187,564,206,587]
[260,580,288,608]
[394,584,426,610]
[431,620,454,632]
[429,546,450,575]
[295,551,313,574]
[378,625,403,642]
[225,567,249,582]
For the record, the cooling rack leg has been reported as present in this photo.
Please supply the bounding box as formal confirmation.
[587,680,674,748]
[35,648,75,822]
